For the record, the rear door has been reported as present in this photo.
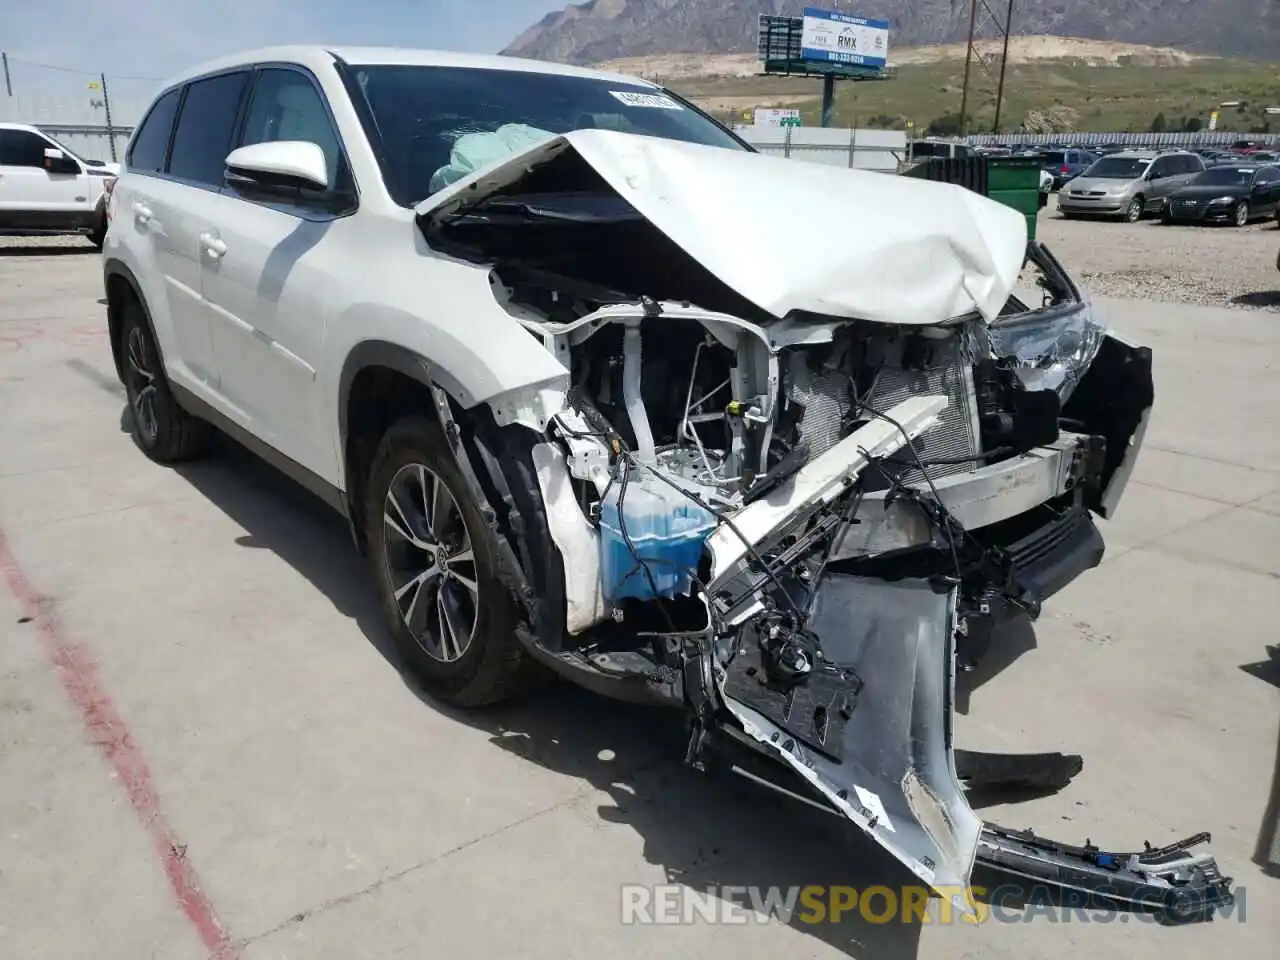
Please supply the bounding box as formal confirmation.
[197,65,357,484]
[129,73,251,393]
[0,128,87,225]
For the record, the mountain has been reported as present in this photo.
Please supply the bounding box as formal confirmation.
[502,0,1279,64]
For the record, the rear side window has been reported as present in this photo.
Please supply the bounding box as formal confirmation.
[0,128,52,167]
[168,71,251,187]
[127,89,180,173]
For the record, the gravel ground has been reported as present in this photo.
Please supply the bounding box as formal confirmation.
[1038,194,1280,310]
[5,193,1280,311]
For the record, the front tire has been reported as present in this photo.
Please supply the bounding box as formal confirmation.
[1123,196,1144,223]
[365,416,531,707]
[1233,201,1249,227]
[119,298,212,462]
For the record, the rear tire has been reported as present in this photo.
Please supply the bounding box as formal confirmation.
[364,416,532,707]
[119,298,212,462]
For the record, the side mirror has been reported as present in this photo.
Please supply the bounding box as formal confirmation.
[43,147,79,175]
[224,141,330,198]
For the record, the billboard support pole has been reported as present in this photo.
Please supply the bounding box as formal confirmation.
[821,74,835,128]
[992,0,1015,132]
[958,0,979,136]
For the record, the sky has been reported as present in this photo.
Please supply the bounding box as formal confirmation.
[2,0,568,101]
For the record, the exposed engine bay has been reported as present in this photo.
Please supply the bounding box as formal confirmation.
[415,130,1231,921]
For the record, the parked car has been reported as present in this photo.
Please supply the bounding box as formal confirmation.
[1058,150,1205,222]
[0,122,118,247]
[100,45,1229,919]
[1040,147,1097,188]
[1163,164,1280,225]
[1038,167,1053,207]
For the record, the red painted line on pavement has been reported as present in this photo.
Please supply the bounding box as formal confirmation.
[0,530,239,958]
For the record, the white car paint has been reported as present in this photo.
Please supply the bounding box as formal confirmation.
[0,122,116,237]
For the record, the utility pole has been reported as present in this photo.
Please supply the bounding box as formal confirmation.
[958,0,979,136]
[100,72,117,162]
[2,52,12,97]
[992,0,1015,132]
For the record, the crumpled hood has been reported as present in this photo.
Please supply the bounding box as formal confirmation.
[417,129,1029,326]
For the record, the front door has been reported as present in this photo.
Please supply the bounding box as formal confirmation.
[0,128,86,220]
[198,66,356,485]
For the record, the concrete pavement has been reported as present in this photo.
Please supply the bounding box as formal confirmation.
[0,242,1275,958]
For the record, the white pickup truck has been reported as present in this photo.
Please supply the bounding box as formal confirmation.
[0,122,119,247]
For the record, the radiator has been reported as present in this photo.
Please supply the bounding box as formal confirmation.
[787,328,983,482]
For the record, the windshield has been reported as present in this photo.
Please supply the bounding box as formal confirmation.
[344,64,747,207]
[1083,157,1149,179]
[1193,167,1255,186]
[1042,151,1066,164]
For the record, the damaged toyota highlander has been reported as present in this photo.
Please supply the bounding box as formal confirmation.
[103,47,1231,920]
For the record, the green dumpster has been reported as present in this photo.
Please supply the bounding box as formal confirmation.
[899,156,1043,241]
[986,158,1042,241]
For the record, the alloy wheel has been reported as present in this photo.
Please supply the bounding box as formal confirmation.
[1125,198,1142,223]
[1235,202,1249,227]
[125,325,159,445]
[381,463,479,663]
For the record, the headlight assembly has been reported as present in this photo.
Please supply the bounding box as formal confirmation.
[987,303,1106,404]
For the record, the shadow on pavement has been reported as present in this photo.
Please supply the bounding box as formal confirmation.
[0,242,98,257]
[1230,291,1280,309]
[955,613,1038,716]
[1241,648,1280,878]
[172,433,926,958]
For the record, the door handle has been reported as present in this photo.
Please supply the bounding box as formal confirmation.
[132,201,153,224]
[200,232,227,260]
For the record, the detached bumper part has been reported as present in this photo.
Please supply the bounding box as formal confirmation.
[992,503,1105,611]
[719,576,983,908]
[977,827,1234,923]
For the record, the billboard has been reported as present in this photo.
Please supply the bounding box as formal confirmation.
[801,8,890,69]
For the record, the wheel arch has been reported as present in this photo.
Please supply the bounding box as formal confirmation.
[337,341,568,648]
[103,259,157,383]
[338,342,485,554]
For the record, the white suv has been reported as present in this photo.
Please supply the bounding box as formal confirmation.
[0,122,118,246]
[104,47,1223,911]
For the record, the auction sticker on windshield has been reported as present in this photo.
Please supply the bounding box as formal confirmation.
[610,90,683,110]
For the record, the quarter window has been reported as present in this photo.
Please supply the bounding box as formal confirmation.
[127,88,180,173]
[168,72,251,187]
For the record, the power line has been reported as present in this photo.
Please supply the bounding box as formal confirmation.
[2,54,161,82]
